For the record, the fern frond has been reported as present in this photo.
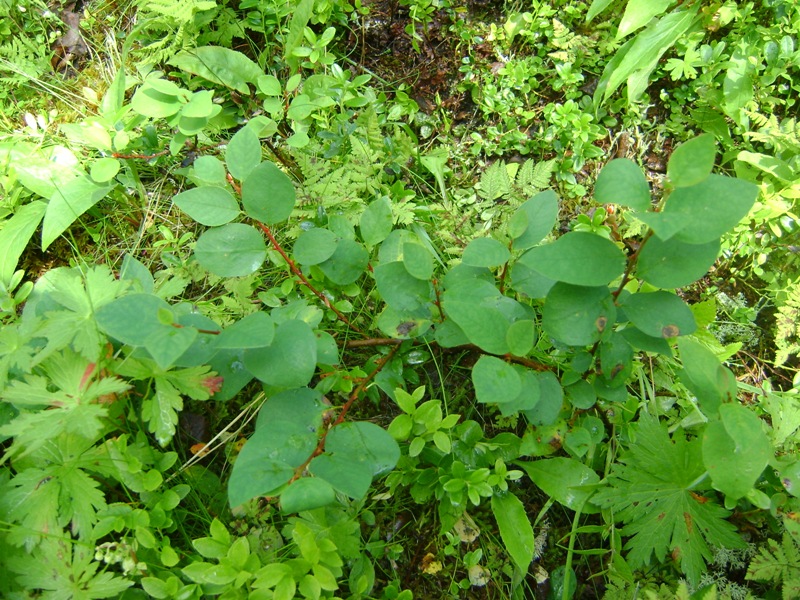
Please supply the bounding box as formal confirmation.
[746,531,800,598]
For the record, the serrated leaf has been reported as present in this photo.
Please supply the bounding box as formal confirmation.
[478,160,511,201]
[593,416,745,586]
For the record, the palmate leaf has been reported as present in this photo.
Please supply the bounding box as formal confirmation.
[593,416,744,585]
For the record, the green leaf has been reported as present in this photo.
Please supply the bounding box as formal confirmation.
[242,161,296,224]
[644,175,758,244]
[594,158,651,212]
[360,197,393,246]
[130,78,186,118]
[194,223,267,277]
[244,319,317,389]
[677,338,738,416]
[586,0,615,22]
[318,239,369,285]
[256,387,327,432]
[667,134,716,188]
[617,0,673,39]
[43,176,114,250]
[173,186,240,226]
[310,421,399,500]
[462,238,511,268]
[442,281,515,354]
[216,311,274,349]
[226,127,262,181]
[280,477,336,513]
[620,291,696,338]
[723,40,756,125]
[506,319,536,356]
[145,324,198,370]
[519,232,626,286]
[703,404,771,500]
[521,458,600,513]
[95,293,173,346]
[598,8,699,104]
[522,371,563,426]
[592,416,745,586]
[509,190,559,250]
[542,283,616,347]
[168,47,262,94]
[293,228,338,265]
[491,492,534,571]
[89,157,120,183]
[472,355,522,405]
[0,200,45,283]
[228,419,318,506]
[636,237,720,288]
[402,242,434,280]
[374,261,432,312]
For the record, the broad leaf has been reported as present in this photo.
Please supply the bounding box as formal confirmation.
[43,177,114,250]
[216,311,275,349]
[226,127,262,181]
[667,134,716,188]
[509,190,559,250]
[617,0,672,39]
[677,338,738,417]
[594,158,651,212]
[620,291,696,338]
[168,47,262,94]
[521,457,600,513]
[241,161,296,224]
[244,319,317,389]
[360,197,393,246]
[519,232,626,286]
[0,200,45,282]
[593,416,745,586]
[491,492,534,572]
[542,283,616,347]
[194,223,267,277]
[636,236,720,288]
[293,228,338,265]
[472,355,522,405]
[318,239,369,285]
[703,404,771,500]
[462,237,510,268]
[173,186,240,226]
[280,477,336,513]
[374,261,432,312]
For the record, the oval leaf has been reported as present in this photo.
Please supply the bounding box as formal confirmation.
[173,186,240,226]
[521,457,600,512]
[667,134,716,188]
[244,319,317,389]
[226,127,262,181]
[509,190,559,250]
[520,232,626,286]
[621,291,696,338]
[472,355,522,405]
[293,228,338,265]
[636,236,720,288]
[491,492,534,571]
[242,161,296,224]
[280,477,336,513]
[594,158,650,212]
[194,223,267,277]
[542,283,617,347]
[463,237,511,268]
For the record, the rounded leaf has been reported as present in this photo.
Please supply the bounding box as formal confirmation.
[194,223,267,276]
[636,236,720,288]
[462,237,511,268]
[293,228,337,265]
[280,477,336,513]
[509,190,559,250]
[360,197,393,246]
[173,186,240,226]
[90,157,121,183]
[520,232,626,286]
[241,161,296,224]
[667,134,716,188]
[226,126,262,181]
[318,239,369,285]
[542,283,616,347]
[621,291,696,338]
[244,319,317,389]
[216,311,274,349]
[521,457,600,512]
[472,355,522,405]
[594,158,650,212]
